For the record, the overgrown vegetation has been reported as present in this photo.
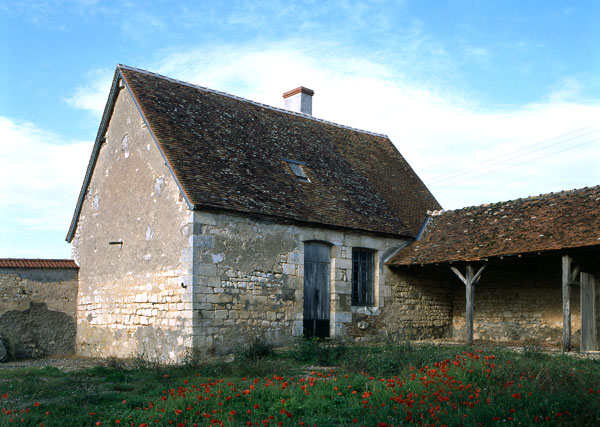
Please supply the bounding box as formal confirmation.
[1,340,599,426]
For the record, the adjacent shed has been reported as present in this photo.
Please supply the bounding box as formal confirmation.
[388,186,600,351]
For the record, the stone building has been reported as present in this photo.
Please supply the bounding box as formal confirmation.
[0,258,78,360]
[387,186,600,352]
[64,65,599,364]
[66,65,441,363]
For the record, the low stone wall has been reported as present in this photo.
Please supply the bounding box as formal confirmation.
[0,266,78,359]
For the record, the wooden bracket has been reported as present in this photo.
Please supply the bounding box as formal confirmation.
[450,262,487,287]
[449,262,487,346]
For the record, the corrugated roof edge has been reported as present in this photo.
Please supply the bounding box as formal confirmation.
[0,258,79,269]
[117,64,389,139]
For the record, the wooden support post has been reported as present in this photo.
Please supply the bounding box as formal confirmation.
[562,255,572,352]
[580,272,598,352]
[450,262,487,346]
[465,265,475,346]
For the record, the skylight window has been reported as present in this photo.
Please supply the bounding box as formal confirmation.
[282,158,310,182]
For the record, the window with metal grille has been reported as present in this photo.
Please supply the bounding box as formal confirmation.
[352,248,375,306]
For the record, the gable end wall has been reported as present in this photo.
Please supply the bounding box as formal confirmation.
[72,88,195,363]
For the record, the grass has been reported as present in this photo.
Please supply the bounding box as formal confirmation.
[1,340,599,426]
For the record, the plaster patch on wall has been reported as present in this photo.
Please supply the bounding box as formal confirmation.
[121,134,130,158]
[145,226,154,241]
[211,253,224,264]
[154,177,165,195]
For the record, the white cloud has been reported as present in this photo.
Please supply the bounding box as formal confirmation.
[0,117,92,256]
[64,68,113,116]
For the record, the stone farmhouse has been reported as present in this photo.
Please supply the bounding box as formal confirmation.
[64,65,599,363]
[3,65,597,363]
[65,65,441,363]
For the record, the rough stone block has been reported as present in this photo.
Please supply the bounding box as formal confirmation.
[282,263,296,275]
[292,321,303,336]
[287,252,303,264]
[216,294,232,303]
[191,235,214,249]
[214,310,228,319]
[334,281,351,294]
[335,258,352,270]
[196,264,217,276]
[333,312,352,323]
[193,211,217,226]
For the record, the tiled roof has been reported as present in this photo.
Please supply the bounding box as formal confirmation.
[388,185,600,266]
[67,65,440,241]
[0,259,79,269]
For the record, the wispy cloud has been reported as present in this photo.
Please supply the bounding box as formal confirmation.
[64,68,113,116]
[0,117,91,256]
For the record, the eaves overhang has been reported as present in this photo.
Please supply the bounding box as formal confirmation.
[386,243,600,267]
[191,203,416,241]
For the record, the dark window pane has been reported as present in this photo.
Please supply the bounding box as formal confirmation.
[352,248,375,306]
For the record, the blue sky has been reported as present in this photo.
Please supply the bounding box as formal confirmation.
[1,0,599,258]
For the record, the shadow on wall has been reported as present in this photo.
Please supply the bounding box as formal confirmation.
[0,302,76,360]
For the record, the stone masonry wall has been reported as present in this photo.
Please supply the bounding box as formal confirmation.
[73,86,194,363]
[190,210,408,355]
[382,266,454,340]
[0,267,77,359]
[451,256,581,346]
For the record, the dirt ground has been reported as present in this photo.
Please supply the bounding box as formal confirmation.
[1,339,598,372]
[0,355,110,372]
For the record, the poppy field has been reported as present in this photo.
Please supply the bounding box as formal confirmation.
[1,341,599,426]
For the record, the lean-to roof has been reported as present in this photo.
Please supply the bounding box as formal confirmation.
[389,185,600,266]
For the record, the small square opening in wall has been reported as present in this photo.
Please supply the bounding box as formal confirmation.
[282,158,310,182]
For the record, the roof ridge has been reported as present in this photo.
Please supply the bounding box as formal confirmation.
[438,184,600,215]
[117,64,389,139]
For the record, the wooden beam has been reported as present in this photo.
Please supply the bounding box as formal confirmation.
[450,266,467,286]
[472,263,487,284]
[580,272,598,352]
[465,264,475,346]
[450,262,488,346]
[562,255,572,352]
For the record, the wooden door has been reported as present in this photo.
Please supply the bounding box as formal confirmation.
[580,272,598,351]
[303,242,330,337]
